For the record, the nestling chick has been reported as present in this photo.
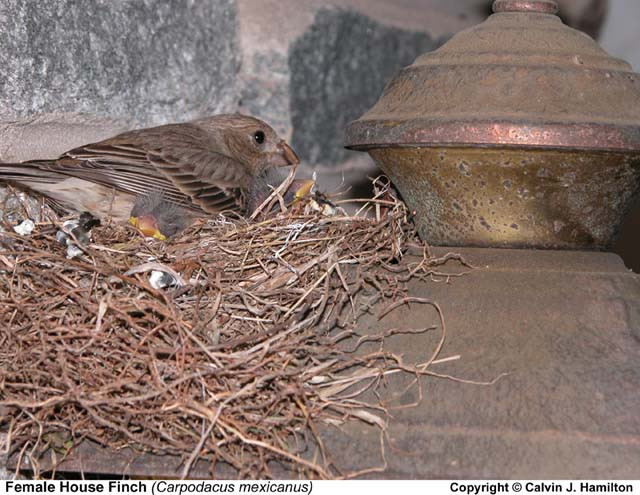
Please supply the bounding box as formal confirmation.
[129,192,191,240]
[130,171,315,240]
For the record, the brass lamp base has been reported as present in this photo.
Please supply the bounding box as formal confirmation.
[370,146,640,249]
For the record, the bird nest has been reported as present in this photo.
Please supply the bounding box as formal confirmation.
[0,177,469,479]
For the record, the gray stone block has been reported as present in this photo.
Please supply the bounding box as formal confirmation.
[0,113,128,162]
[0,0,239,128]
[288,8,439,165]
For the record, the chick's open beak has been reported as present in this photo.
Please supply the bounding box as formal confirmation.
[277,140,299,166]
[129,215,167,241]
[292,179,315,201]
[282,178,315,204]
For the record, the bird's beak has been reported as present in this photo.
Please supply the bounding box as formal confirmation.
[129,215,167,241]
[277,140,300,167]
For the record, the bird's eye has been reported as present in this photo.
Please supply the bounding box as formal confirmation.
[254,130,265,144]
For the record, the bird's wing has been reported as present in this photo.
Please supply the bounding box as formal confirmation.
[40,124,250,214]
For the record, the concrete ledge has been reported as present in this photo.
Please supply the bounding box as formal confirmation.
[322,247,640,478]
[4,247,638,478]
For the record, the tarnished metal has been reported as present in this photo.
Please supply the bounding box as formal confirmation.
[345,0,640,249]
[372,147,640,248]
[493,0,558,14]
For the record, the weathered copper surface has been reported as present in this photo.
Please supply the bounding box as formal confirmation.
[6,248,640,478]
[493,0,558,14]
[372,147,640,248]
[345,0,640,248]
[345,0,640,151]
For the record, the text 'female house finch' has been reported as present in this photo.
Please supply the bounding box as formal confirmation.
[0,114,311,225]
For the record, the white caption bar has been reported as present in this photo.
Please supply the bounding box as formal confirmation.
[2,480,638,495]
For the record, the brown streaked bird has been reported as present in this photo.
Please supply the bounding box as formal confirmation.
[0,114,305,222]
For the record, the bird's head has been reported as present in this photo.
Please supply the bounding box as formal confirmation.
[199,115,299,173]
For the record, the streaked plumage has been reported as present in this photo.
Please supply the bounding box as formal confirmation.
[0,114,299,222]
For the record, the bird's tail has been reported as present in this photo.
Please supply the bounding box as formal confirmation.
[0,161,77,215]
[0,161,66,185]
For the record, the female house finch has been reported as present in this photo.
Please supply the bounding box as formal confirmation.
[0,114,308,222]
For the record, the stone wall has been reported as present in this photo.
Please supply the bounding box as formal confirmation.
[0,0,239,127]
[0,0,468,164]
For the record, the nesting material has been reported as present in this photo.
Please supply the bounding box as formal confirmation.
[0,178,467,479]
